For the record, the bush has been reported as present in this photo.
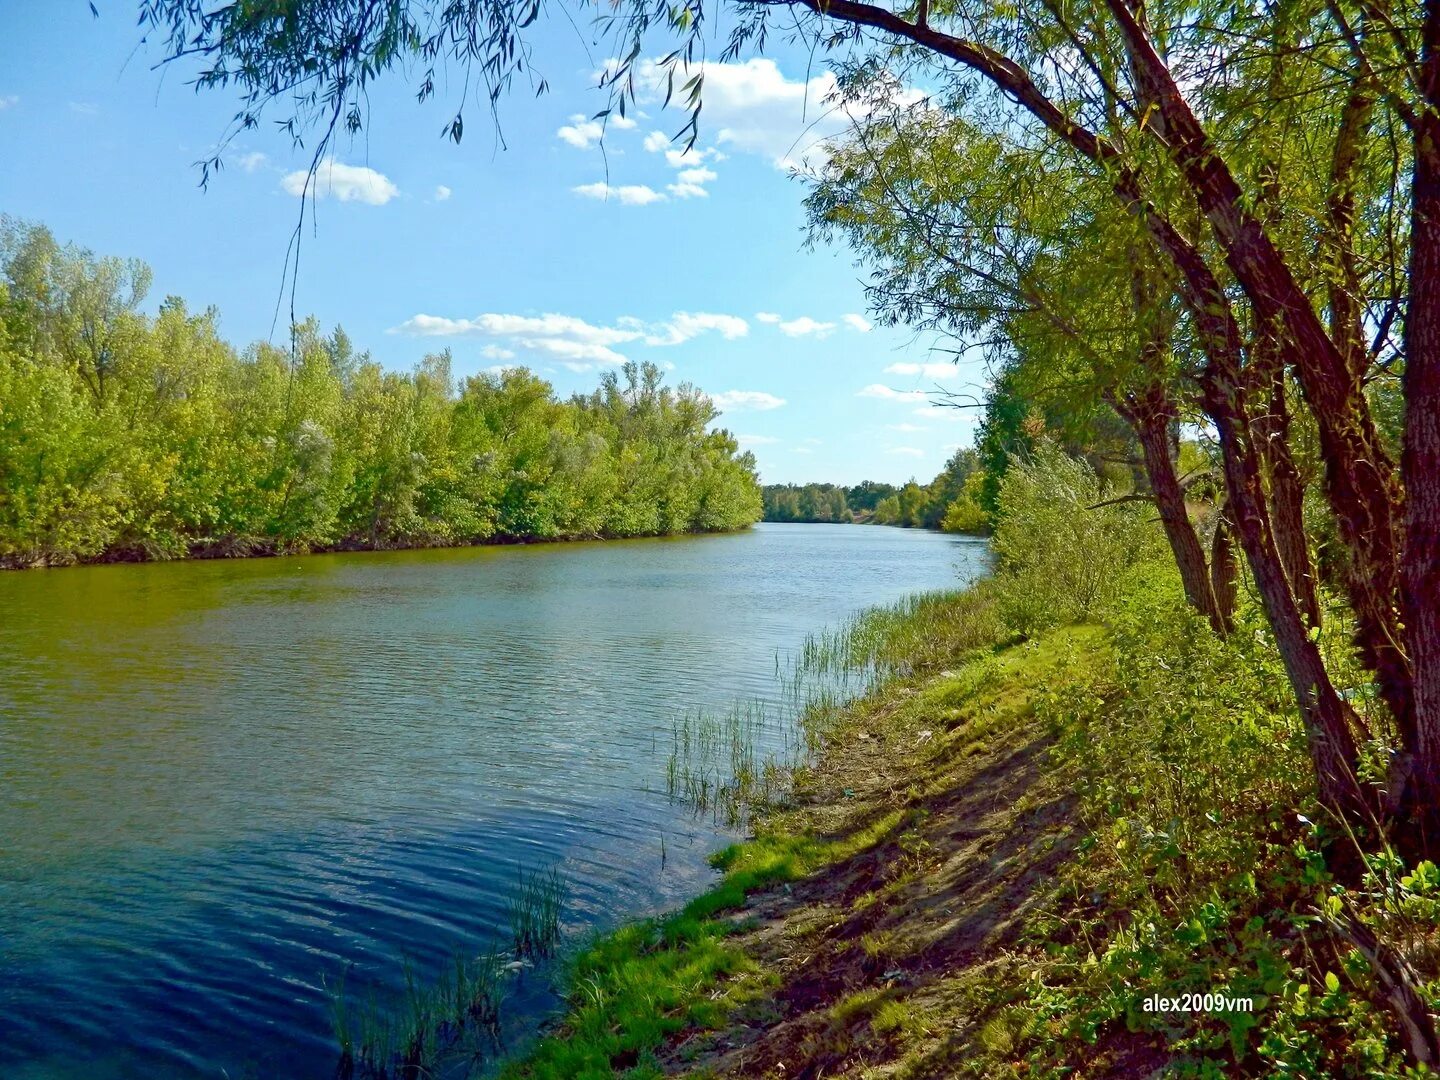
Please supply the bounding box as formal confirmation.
[990,440,1166,635]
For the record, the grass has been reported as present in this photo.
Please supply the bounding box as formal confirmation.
[501,816,910,1080]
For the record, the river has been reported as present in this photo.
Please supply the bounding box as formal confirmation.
[0,523,986,1078]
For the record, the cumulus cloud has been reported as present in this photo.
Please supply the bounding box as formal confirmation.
[663,146,724,169]
[556,112,636,149]
[523,338,630,368]
[886,447,926,457]
[667,166,717,199]
[629,59,839,170]
[626,311,748,345]
[281,157,399,204]
[778,316,836,338]
[235,151,269,172]
[394,309,749,372]
[755,312,782,324]
[858,384,928,402]
[398,312,634,344]
[434,184,452,201]
[843,314,873,332]
[712,390,787,412]
[572,182,666,205]
[885,361,962,380]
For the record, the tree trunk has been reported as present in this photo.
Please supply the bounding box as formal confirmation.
[1120,389,1228,633]
[1211,499,1238,628]
[1254,366,1322,629]
[1203,373,1370,820]
[1102,0,1412,739]
[1402,9,1440,846]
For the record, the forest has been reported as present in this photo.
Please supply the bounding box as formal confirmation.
[0,220,762,568]
[760,447,987,530]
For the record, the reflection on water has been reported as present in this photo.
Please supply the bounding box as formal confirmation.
[0,523,986,1078]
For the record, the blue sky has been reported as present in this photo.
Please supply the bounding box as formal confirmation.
[0,5,985,485]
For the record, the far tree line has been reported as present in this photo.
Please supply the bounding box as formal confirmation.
[761,447,986,532]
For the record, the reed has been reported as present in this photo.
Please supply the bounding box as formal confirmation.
[663,587,1002,828]
[509,865,566,961]
[328,865,565,1079]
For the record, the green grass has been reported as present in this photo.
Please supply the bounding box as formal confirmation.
[502,815,909,1080]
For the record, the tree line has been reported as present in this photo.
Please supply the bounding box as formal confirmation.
[0,220,762,568]
[761,447,986,531]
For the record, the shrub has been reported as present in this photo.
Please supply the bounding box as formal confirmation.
[990,440,1166,635]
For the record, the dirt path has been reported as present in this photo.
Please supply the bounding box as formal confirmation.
[657,644,1169,1079]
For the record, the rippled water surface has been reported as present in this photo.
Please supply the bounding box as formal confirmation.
[0,523,985,1078]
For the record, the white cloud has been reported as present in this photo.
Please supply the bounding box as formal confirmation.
[281,157,399,205]
[397,313,636,345]
[235,151,269,172]
[738,434,780,447]
[666,166,717,199]
[629,312,748,345]
[793,447,814,454]
[885,361,962,380]
[572,182,666,205]
[803,437,823,445]
[662,146,724,169]
[886,447,926,457]
[632,59,839,170]
[712,390,787,412]
[0,95,18,111]
[523,338,630,368]
[778,316,836,339]
[643,131,670,152]
[434,184,452,201]
[755,312,782,324]
[843,314,873,333]
[557,112,638,149]
[395,309,748,371]
[485,364,520,374]
[858,384,928,402]
[887,422,925,432]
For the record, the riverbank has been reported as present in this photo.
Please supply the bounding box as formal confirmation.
[502,569,1427,1077]
[0,523,758,572]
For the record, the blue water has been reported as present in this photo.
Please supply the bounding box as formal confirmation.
[0,523,986,1078]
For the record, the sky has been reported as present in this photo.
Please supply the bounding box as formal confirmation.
[0,4,987,486]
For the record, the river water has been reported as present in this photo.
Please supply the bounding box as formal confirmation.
[0,523,986,1078]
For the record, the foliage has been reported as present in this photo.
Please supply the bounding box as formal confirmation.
[0,220,761,567]
[990,440,1167,636]
[762,482,854,523]
[766,448,986,532]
